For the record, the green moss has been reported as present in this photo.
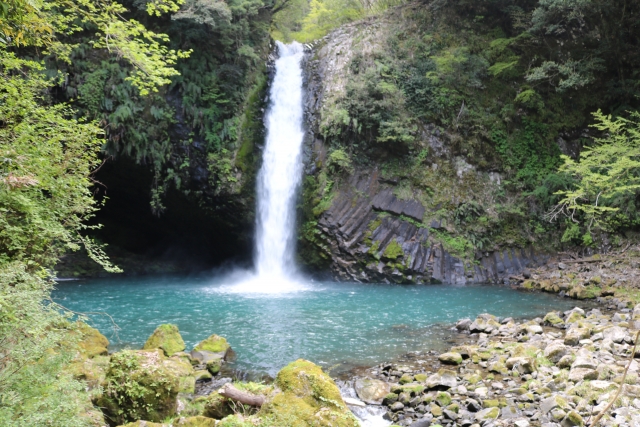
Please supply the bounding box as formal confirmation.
[98,349,179,424]
[75,322,109,358]
[383,239,404,260]
[260,359,359,427]
[174,416,217,427]
[194,334,230,353]
[143,324,185,357]
[203,392,234,419]
[217,415,255,427]
[436,392,452,406]
[414,373,427,382]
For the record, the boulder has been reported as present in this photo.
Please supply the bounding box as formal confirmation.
[143,324,186,357]
[98,349,181,425]
[543,312,564,327]
[203,392,234,419]
[438,352,463,365]
[261,359,358,427]
[568,368,598,382]
[540,395,570,414]
[456,318,472,331]
[175,417,217,427]
[603,326,627,343]
[354,377,391,404]
[544,343,568,363]
[75,322,109,358]
[425,369,458,389]
[506,357,536,374]
[475,407,500,421]
[193,334,230,355]
[564,327,590,346]
[561,410,584,427]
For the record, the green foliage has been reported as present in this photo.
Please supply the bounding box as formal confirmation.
[0,263,94,427]
[0,51,119,272]
[327,148,353,173]
[382,240,404,259]
[292,0,364,42]
[99,350,179,424]
[551,110,640,234]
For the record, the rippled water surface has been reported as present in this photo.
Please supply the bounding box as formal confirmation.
[53,275,581,376]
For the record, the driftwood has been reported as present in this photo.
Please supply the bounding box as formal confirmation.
[219,383,265,407]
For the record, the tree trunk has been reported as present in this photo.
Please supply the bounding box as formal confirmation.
[218,383,266,407]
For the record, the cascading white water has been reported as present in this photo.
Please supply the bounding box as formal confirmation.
[254,41,305,279]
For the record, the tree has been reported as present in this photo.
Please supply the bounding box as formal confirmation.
[549,110,640,238]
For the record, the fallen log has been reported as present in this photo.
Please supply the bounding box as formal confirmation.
[218,383,266,407]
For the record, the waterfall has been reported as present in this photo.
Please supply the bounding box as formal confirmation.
[222,41,306,293]
[254,41,305,279]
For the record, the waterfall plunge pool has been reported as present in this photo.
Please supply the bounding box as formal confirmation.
[53,275,585,377]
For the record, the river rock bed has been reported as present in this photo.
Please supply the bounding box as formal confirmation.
[343,306,640,427]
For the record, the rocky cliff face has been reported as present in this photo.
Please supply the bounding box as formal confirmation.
[298,12,550,284]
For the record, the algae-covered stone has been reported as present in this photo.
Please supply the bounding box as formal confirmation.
[98,349,180,425]
[164,355,196,394]
[435,391,452,406]
[69,354,110,390]
[76,322,109,358]
[383,392,399,405]
[561,410,584,427]
[175,417,217,427]
[203,392,234,419]
[195,369,212,381]
[414,373,427,382]
[543,312,564,326]
[354,377,391,404]
[261,359,358,427]
[544,343,568,363]
[143,324,186,357]
[438,352,463,365]
[565,327,591,345]
[506,356,536,374]
[194,334,230,354]
[206,358,222,375]
[475,407,499,421]
[399,373,414,384]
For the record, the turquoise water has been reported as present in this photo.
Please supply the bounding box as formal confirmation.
[53,275,582,376]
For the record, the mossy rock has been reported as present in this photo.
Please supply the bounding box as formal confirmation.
[69,354,110,390]
[203,392,234,419]
[543,312,564,326]
[438,352,463,365]
[435,391,452,406]
[195,369,213,381]
[76,322,109,358]
[218,415,255,427]
[194,334,230,354]
[206,358,222,375]
[259,359,359,427]
[143,324,186,357]
[98,349,180,425]
[399,373,414,384]
[174,416,217,427]
[414,373,427,382]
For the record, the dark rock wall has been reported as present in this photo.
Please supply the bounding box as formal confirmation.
[311,172,549,284]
